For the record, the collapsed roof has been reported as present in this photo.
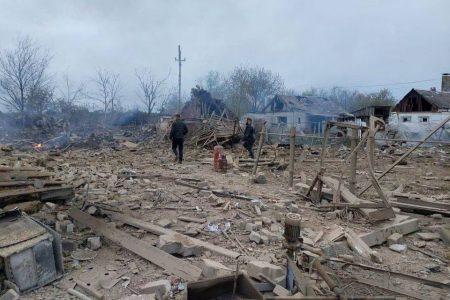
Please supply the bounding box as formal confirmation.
[262,94,348,116]
[181,87,235,119]
[393,89,450,112]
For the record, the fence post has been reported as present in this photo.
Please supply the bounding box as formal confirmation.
[252,123,266,176]
[289,127,296,187]
[349,128,358,193]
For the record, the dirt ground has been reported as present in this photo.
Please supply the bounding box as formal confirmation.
[3,139,449,300]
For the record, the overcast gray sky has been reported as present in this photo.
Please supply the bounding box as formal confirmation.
[1,0,449,109]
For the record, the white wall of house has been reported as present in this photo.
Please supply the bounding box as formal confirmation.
[388,112,450,141]
[242,111,307,131]
[389,112,449,125]
[242,111,312,143]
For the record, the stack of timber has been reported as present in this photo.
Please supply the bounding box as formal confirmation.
[0,166,74,207]
[190,115,241,148]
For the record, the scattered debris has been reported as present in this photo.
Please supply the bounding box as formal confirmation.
[1,118,448,300]
[69,208,202,281]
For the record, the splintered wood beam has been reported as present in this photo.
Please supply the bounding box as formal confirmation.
[0,186,74,207]
[319,175,395,221]
[68,208,202,281]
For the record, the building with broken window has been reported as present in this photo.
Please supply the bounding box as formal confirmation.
[243,94,349,143]
[388,74,450,141]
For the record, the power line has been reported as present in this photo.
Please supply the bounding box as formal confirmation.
[298,78,440,90]
[337,78,440,89]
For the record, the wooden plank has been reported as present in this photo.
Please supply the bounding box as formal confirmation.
[389,201,450,217]
[322,200,450,216]
[333,258,450,291]
[0,171,52,181]
[0,180,66,188]
[319,175,395,221]
[175,180,255,201]
[345,229,381,263]
[107,211,242,259]
[392,193,450,210]
[355,277,434,300]
[327,121,368,130]
[320,203,386,209]
[0,167,41,172]
[0,186,73,199]
[177,216,206,223]
[118,173,201,182]
[68,208,201,281]
[360,218,419,247]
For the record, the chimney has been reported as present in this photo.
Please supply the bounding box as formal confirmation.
[442,73,450,92]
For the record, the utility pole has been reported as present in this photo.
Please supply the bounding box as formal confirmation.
[175,45,186,112]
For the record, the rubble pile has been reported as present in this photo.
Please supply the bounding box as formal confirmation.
[0,152,75,212]
[189,116,241,148]
[0,124,449,300]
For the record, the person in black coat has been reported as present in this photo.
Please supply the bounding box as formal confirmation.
[169,114,188,163]
[242,117,255,159]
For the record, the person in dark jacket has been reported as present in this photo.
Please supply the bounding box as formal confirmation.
[169,114,188,163]
[243,117,255,159]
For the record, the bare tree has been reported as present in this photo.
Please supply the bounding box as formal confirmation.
[159,87,188,116]
[200,66,285,117]
[244,67,284,112]
[135,69,167,115]
[0,36,52,126]
[198,70,227,99]
[59,72,84,105]
[89,69,121,114]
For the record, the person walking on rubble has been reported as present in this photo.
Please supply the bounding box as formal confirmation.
[170,113,188,163]
[243,117,255,159]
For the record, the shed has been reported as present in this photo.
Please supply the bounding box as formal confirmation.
[350,105,392,123]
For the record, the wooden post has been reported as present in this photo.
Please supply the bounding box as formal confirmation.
[366,118,391,208]
[319,124,331,169]
[349,128,358,193]
[289,127,296,187]
[252,123,266,175]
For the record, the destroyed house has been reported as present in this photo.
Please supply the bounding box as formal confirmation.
[181,87,235,120]
[255,94,348,135]
[390,88,450,125]
[393,89,450,113]
[179,87,240,147]
[388,74,450,140]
